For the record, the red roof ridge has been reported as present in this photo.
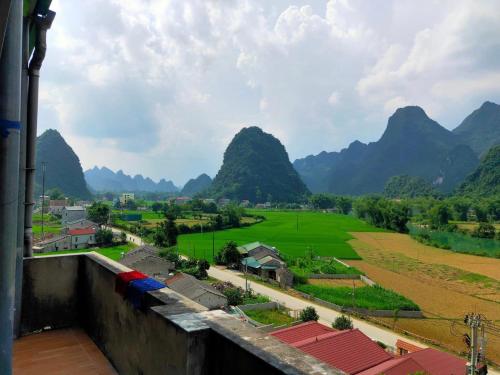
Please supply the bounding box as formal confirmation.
[68,228,96,235]
[292,329,351,348]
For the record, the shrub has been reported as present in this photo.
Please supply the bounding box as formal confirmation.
[332,315,353,330]
[224,287,244,306]
[471,223,496,239]
[300,306,319,322]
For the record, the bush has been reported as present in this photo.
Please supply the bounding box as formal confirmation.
[471,223,496,239]
[224,287,244,306]
[214,241,241,267]
[332,315,353,330]
[95,228,113,245]
[299,306,319,322]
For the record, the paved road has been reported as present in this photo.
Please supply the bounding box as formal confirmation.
[208,266,426,351]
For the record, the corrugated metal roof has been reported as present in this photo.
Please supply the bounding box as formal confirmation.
[271,321,336,344]
[395,339,423,353]
[293,329,392,374]
[241,257,261,269]
[68,228,95,236]
[406,348,466,375]
[356,357,424,375]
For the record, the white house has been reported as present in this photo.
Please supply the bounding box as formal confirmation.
[67,228,96,249]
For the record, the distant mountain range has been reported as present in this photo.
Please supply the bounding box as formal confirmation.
[36,129,91,199]
[208,126,310,202]
[181,173,212,197]
[85,166,179,193]
[294,101,500,195]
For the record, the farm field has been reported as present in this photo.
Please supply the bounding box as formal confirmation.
[178,210,384,261]
[348,232,500,365]
[244,309,296,327]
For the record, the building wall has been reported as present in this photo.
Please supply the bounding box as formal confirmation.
[62,209,86,225]
[71,233,95,249]
[33,236,72,253]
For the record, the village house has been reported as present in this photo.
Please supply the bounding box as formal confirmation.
[48,198,69,214]
[32,235,71,253]
[238,242,293,287]
[68,228,96,249]
[62,218,98,232]
[174,196,191,206]
[119,245,175,280]
[61,206,86,225]
[218,198,230,207]
[165,272,228,310]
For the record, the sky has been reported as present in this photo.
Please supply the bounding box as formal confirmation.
[39,0,500,186]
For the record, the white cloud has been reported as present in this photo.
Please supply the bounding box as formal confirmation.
[38,0,500,185]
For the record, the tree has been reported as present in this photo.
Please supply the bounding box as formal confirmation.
[48,187,65,200]
[471,222,496,239]
[214,241,241,266]
[310,194,334,209]
[151,202,163,214]
[153,216,178,248]
[87,202,110,227]
[332,315,353,330]
[95,228,113,245]
[299,306,319,322]
[429,203,450,229]
[119,231,127,243]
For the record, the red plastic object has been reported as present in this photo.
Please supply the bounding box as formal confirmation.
[115,270,147,296]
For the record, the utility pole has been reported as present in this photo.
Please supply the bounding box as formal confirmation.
[465,313,486,375]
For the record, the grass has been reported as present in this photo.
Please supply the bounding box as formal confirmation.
[35,243,136,261]
[178,210,384,262]
[294,284,420,311]
[242,294,270,305]
[408,224,500,258]
[244,309,295,326]
[288,257,364,277]
[32,224,62,234]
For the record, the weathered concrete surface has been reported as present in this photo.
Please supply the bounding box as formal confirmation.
[20,253,342,375]
[21,255,80,333]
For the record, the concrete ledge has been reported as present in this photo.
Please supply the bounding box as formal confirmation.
[238,301,279,311]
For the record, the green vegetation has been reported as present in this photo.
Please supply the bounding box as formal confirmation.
[288,256,363,279]
[34,243,135,261]
[299,306,319,322]
[178,210,384,262]
[383,175,440,199]
[244,309,295,327]
[457,145,500,197]
[308,194,352,213]
[295,284,420,311]
[181,173,212,196]
[353,196,411,233]
[332,314,353,330]
[242,294,270,305]
[87,202,111,226]
[208,126,310,202]
[35,129,91,199]
[408,224,500,258]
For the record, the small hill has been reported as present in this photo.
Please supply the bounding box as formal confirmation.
[383,175,440,198]
[456,145,500,197]
[36,129,91,199]
[453,101,500,156]
[294,106,478,194]
[181,174,212,196]
[84,166,178,193]
[209,126,310,202]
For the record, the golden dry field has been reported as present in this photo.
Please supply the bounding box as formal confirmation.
[348,232,500,366]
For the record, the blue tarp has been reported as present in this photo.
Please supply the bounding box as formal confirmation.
[126,278,165,309]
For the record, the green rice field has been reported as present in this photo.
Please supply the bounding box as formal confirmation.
[178,210,384,262]
[34,243,135,261]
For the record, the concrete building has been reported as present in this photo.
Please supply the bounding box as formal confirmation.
[32,235,71,253]
[48,199,69,214]
[62,218,98,233]
[61,206,86,225]
[68,228,96,249]
[119,193,135,206]
[119,245,175,280]
[165,273,228,310]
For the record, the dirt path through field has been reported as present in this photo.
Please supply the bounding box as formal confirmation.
[350,232,500,280]
[348,232,500,365]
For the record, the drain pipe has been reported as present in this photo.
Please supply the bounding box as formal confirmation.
[13,15,30,339]
[24,10,55,258]
[0,0,23,372]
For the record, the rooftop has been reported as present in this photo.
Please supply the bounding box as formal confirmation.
[68,228,96,236]
[63,206,85,211]
[271,321,337,344]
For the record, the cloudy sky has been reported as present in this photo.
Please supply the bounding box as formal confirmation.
[39,0,500,186]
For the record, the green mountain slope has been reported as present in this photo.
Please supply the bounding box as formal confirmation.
[294,106,478,195]
[181,173,212,196]
[453,101,500,156]
[383,175,440,198]
[456,145,500,196]
[36,129,91,199]
[209,127,310,202]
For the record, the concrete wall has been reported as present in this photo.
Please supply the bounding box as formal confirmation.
[20,253,341,375]
[21,255,81,333]
[238,302,279,312]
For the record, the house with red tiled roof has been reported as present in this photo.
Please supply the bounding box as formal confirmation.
[68,227,96,249]
[405,348,467,375]
[395,339,423,356]
[271,321,337,344]
[356,357,425,375]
